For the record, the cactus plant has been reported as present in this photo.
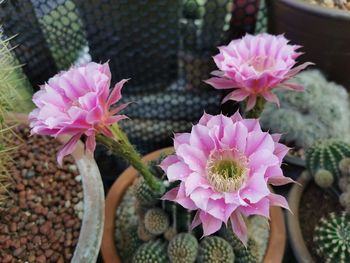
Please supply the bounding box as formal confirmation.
[313,212,350,263]
[261,70,350,150]
[167,233,198,263]
[132,239,168,263]
[306,139,350,183]
[197,236,235,263]
[137,221,154,242]
[235,240,259,263]
[144,208,170,235]
[220,225,245,251]
[133,176,160,207]
[314,169,335,189]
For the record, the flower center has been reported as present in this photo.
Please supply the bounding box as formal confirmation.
[247,56,276,73]
[207,149,248,193]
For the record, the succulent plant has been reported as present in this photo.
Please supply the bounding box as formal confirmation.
[261,70,350,150]
[144,208,170,235]
[313,212,350,263]
[132,239,168,263]
[197,236,235,263]
[220,225,245,251]
[137,221,155,242]
[247,216,270,262]
[339,157,350,176]
[306,139,350,184]
[133,176,160,207]
[167,233,198,263]
[314,169,335,189]
[235,239,259,263]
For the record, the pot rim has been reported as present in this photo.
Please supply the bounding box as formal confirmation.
[287,174,314,263]
[7,113,104,263]
[102,147,286,263]
[279,0,350,20]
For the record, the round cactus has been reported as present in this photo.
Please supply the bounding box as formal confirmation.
[133,176,160,206]
[339,157,350,176]
[306,139,350,182]
[132,239,168,263]
[167,233,198,263]
[144,208,170,235]
[197,236,235,263]
[313,212,350,263]
[314,169,334,189]
[235,239,259,263]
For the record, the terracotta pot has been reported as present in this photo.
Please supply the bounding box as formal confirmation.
[101,147,286,263]
[7,113,104,263]
[287,173,314,263]
[267,0,350,88]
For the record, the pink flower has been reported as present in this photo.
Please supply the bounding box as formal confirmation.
[205,33,313,110]
[29,62,129,164]
[161,112,293,244]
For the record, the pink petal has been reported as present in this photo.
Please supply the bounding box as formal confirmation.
[174,133,191,151]
[246,131,275,156]
[284,62,314,79]
[199,212,223,236]
[221,122,248,152]
[191,211,201,230]
[162,187,179,201]
[240,198,270,218]
[184,172,210,196]
[159,155,179,171]
[261,91,280,107]
[176,144,206,173]
[175,184,197,210]
[280,82,304,91]
[110,102,130,115]
[249,149,279,173]
[268,175,295,186]
[231,110,243,122]
[190,124,214,156]
[198,112,213,126]
[105,115,128,125]
[268,193,290,211]
[86,105,103,124]
[240,171,270,203]
[57,134,81,165]
[204,77,236,90]
[166,161,192,182]
[229,210,248,246]
[245,95,257,111]
[107,79,129,106]
[222,89,250,104]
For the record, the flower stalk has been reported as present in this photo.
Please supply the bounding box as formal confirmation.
[245,96,266,118]
[96,123,165,194]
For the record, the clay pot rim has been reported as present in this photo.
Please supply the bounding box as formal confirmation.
[6,113,104,263]
[287,174,314,263]
[280,0,350,19]
[101,147,286,263]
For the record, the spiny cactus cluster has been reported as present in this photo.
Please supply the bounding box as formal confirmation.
[197,236,234,263]
[313,212,350,263]
[0,35,33,209]
[306,139,350,188]
[338,158,350,212]
[116,157,265,262]
[261,70,350,150]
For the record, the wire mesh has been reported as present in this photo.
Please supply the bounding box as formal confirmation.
[0,0,267,188]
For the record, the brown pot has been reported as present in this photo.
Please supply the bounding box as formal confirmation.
[267,0,350,88]
[101,147,286,263]
[7,113,104,263]
[287,173,314,263]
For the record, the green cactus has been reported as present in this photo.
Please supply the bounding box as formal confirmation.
[306,139,350,184]
[144,208,170,235]
[219,226,245,251]
[197,236,235,263]
[261,70,350,149]
[247,216,270,262]
[167,233,198,263]
[235,240,259,263]
[132,239,168,263]
[314,169,334,189]
[339,157,350,176]
[133,176,160,207]
[313,212,350,263]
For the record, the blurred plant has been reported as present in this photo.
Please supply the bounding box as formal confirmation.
[0,35,33,208]
[0,36,33,112]
[261,70,350,149]
[313,212,350,263]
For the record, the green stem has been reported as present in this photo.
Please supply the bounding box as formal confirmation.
[96,124,165,194]
[245,96,266,119]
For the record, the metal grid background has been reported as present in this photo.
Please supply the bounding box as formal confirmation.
[0,0,267,186]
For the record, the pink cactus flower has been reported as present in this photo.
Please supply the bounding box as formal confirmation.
[161,112,293,244]
[205,33,313,110]
[29,62,129,164]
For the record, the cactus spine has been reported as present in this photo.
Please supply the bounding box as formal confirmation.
[306,140,350,184]
[235,239,259,263]
[313,212,350,263]
[132,239,168,263]
[197,236,235,263]
[167,233,198,263]
[144,208,170,235]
